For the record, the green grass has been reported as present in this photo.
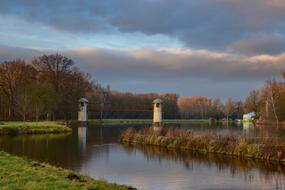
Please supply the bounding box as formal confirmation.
[0,151,134,190]
[87,119,210,125]
[0,121,71,135]
[120,127,285,163]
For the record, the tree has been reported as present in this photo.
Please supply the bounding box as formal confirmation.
[265,80,281,126]
[0,60,35,120]
[211,97,225,119]
[32,54,75,120]
[244,90,262,117]
[17,66,38,121]
[225,97,235,125]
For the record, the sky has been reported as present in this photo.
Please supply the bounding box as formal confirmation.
[1,0,285,100]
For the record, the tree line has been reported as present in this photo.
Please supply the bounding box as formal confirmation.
[0,54,180,121]
[0,54,284,122]
[178,96,243,120]
[178,71,285,123]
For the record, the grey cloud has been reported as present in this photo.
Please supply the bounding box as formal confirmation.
[1,0,285,52]
[1,45,283,82]
[65,47,285,99]
[230,35,285,55]
[1,45,284,99]
[0,45,41,61]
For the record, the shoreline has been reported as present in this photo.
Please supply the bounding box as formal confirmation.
[256,120,285,126]
[74,119,211,125]
[120,128,285,164]
[0,151,134,190]
[0,121,72,135]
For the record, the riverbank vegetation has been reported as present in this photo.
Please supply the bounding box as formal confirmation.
[0,151,133,190]
[0,121,71,135]
[120,128,285,163]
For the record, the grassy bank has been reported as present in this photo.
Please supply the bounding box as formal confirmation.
[86,119,210,125]
[120,127,285,163]
[0,121,71,135]
[0,151,134,190]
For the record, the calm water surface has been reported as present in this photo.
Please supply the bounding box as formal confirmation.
[0,123,285,190]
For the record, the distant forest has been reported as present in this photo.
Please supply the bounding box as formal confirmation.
[0,54,284,122]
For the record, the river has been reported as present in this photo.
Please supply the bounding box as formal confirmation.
[0,123,285,190]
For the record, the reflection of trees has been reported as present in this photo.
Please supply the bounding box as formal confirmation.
[122,144,285,184]
[0,125,145,171]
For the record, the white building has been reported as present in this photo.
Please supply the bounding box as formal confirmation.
[243,112,256,122]
[78,98,88,122]
[153,98,163,125]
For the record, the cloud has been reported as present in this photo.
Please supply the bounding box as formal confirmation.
[66,47,285,82]
[231,35,285,55]
[1,0,285,52]
[1,45,284,99]
[0,45,41,61]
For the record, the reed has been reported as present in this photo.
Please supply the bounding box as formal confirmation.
[120,127,285,163]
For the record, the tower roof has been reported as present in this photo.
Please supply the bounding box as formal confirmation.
[153,98,163,104]
[78,98,89,103]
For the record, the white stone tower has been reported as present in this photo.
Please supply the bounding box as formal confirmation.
[78,98,88,122]
[153,99,163,125]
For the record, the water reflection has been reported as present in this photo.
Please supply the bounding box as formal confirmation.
[0,124,284,190]
[243,122,255,136]
[119,144,285,189]
[77,127,87,152]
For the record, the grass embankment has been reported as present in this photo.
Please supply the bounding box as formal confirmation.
[0,121,71,135]
[0,151,133,190]
[87,119,210,125]
[120,128,285,163]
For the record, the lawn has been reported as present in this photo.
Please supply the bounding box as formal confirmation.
[0,151,133,190]
[0,121,71,135]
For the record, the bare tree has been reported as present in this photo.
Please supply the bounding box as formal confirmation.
[0,60,35,120]
[32,54,74,120]
[267,80,280,127]
[225,97,235,126]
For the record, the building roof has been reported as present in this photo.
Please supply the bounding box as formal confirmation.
[78,98,89,103]
[153,98,163,104]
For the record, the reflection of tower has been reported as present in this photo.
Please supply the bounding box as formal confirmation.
[243,122,254,136]
[78,127,87,152]
[78,98,88,122]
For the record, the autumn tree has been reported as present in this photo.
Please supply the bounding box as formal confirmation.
[225,97,235,124]
[260,80,284,126]
[178,96,212,119]
[210,97,225,119]
[32,54,92,120]
[0,60,36,120]
[244,90,262,117]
